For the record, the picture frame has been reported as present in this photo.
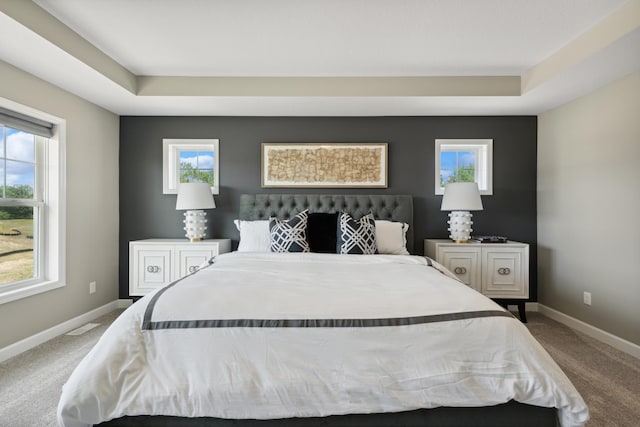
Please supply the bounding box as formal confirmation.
[262,142,388,188]
[163,139,219,194]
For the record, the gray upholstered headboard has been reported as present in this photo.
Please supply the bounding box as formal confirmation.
[239,194,414,253]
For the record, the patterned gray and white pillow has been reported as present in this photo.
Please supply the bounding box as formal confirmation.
[269,210,310,253]
[336,212,377,255]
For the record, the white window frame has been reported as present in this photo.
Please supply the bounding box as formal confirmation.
[0,99,66,305]
[162,139,219,195]
[435,139,493,195]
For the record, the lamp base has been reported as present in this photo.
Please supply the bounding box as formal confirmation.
[183,210,208,241]
[447,211,473,243]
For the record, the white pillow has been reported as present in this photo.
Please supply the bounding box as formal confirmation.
[375,220,409,255]
[233,219,271,252]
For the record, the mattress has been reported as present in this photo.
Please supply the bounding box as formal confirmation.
[57,252,588,427]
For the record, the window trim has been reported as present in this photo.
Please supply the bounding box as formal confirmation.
[0,99,66,305]
[435,139,493,195]
[163,139,219,195]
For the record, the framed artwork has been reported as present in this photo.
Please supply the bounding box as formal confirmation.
[163,139,219,194]
[261,142,388,188]
[435,139,493,195]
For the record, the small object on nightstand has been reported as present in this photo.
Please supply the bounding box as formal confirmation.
[471,235,508,243]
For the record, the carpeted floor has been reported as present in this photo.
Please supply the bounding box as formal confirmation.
[0,310,638,426]
[525,312,640,426]
[0,309,125,427]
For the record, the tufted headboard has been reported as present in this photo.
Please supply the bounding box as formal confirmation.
[239,194,414,253]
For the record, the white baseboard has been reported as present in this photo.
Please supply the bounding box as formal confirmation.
[0,299,131,363]
[538,304,640,359]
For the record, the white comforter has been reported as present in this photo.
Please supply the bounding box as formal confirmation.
[57,252,588,427]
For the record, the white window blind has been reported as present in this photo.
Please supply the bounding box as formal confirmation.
[0,107,54,138]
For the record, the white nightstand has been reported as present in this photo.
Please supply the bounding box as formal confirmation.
[129,238,231,297]
[425,239,530,322]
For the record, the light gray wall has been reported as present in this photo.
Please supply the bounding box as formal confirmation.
[0,60,120,349]
[538,71,640,346]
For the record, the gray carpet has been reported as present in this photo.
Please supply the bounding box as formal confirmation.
[525,312,640,426]
[0,310,638,426]
[0,309,125,427]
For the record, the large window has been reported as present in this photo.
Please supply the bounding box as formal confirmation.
[0,104,65,304]
[435,139,493,195]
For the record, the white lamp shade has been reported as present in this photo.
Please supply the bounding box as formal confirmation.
[441,182,483,211]
[176,182,215,210]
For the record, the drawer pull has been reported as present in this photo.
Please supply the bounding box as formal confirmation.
[454,267,467,275]
[146,265,160,273]
[498,267,511,275]
[188,266,198,273]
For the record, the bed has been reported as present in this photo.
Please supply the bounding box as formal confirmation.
[57,194,588,427]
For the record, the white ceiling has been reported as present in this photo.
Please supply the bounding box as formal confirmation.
[1,0,639,116]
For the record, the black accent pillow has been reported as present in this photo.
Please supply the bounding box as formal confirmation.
[307,213,339,253]
[336,212,377,255]
[269,210,310,253]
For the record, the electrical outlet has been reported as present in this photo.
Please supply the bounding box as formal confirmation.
[89,281,96,294]
[583,291,592,306]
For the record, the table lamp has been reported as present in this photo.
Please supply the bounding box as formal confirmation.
[175,182,215,242]
[441,182,483,243]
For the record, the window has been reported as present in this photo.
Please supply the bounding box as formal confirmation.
[435,139,492,195]
[163,139,219,194]
[0,103,65,304]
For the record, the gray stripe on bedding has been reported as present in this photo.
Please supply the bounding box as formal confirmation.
[142,262,213,329]
[142,310,513,331]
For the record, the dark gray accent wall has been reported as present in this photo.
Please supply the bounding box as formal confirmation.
[120,116,537,299]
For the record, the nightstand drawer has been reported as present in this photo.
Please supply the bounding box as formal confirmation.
[482,248,527,298]
[437,247,481,292]
[176,246,218,277]
[135,249,172,292]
